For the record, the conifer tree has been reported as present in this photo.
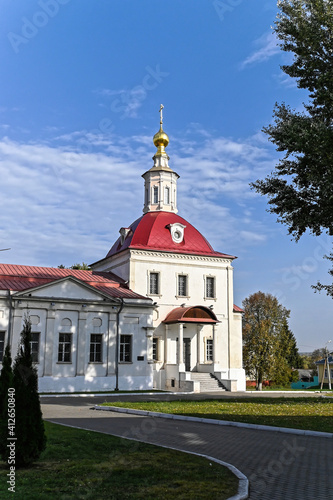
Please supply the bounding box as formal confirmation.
[0,343,13,462]
[12,315,46,467]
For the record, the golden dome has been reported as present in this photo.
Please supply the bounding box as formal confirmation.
[153,104,169,156]
[153,126,169,148]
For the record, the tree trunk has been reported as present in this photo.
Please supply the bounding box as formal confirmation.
[256,371,263,391]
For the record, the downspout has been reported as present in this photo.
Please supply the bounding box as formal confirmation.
[115,298,124,391]
[227,267,231,373]
[7,290,13,347]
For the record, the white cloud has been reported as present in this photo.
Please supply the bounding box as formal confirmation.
[241,31,280,68]
[95,87,147,118]
[0,129,277,267]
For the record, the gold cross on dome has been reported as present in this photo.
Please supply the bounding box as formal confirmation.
[159,104,164,125]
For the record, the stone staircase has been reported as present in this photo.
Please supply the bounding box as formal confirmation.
[190,372,227,392]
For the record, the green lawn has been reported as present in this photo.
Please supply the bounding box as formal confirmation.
[103,397,333,433]
[0,422,238,500]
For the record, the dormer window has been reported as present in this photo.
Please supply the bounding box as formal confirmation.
[119,227,130,245]
[168,223,186,244]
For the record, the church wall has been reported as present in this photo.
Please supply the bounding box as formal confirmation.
[0,296,154,393]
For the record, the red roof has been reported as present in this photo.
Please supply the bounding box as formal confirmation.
[163,305,219,324]
[0,264,148,300]
[233,304,243,313]
[103,212,235,259]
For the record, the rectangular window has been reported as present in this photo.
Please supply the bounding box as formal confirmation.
[30,332,40,363]
[120,335,132,362]
[164,186,170,204]
[0,331,5,362]
[153,186,158,204]
[58,333,72,363]
[153,338,159,361]
[149,272,159,295]
[90,334,102,363]
[206,339,213,362]
[206,276,215,298]
[178,275,188,296]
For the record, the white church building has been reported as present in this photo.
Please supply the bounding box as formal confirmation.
[0,108,245,392]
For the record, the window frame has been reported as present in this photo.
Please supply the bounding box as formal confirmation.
[177,274,188,297]
[152,337,159,362]
[89,334,103,363]
[153,186,159,204]
[149,271,160,296]
[120,334,132,363]
[58,333,72,363]
[0,331,5,362]
[164,186,170,205]
[30,332,40,363]
[205,275,216,299]
[206,338,213,362]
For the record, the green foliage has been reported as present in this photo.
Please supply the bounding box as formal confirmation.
[251,0,333,292]
[0,344,13,462]
[10,316,46,468]
[242,291,300,389]
[58,263,91,270]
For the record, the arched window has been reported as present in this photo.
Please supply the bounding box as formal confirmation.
[164,186,170,204]
[153,186,158,204]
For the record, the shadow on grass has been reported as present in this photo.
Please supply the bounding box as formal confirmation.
[0,421,238,500]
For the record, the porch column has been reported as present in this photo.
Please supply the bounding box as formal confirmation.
[212,324,216,364]
[196,324,203,370]
[164,324,169,367]
[213,323,221,371]
[178,323,185,371]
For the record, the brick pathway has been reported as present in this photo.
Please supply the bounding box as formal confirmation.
[41,396,333,500]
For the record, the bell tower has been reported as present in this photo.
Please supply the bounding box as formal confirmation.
[142,105,179,214]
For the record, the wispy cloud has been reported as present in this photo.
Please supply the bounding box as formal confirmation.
[0,129,276,267]
[240,31,280,68]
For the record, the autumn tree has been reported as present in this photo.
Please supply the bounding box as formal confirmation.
[251,0,333,292]
[242,292,300,390]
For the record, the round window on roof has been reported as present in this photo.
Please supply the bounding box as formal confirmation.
[169,223,186,244]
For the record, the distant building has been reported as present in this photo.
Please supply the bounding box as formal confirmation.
[0,108,245,392]
[316,355,333,386]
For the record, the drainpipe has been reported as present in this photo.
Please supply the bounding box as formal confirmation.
[7,291,13,347]
[115,298,124,391]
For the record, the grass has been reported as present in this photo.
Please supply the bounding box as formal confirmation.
[103,397,333,433]
[0,422,238,500]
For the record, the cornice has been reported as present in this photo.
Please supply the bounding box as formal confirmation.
[130,249,233,264]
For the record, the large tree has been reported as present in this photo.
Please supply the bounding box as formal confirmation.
[242,292,300,390]
[251,0,333,290]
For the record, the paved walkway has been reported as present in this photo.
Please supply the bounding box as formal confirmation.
[41,395,333,500]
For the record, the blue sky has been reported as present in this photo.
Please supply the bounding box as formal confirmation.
[0,0,332,351]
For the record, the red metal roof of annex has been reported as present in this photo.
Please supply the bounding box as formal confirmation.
[0,264,147,300]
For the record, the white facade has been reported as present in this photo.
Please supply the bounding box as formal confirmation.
[93,246,244,392]
[0,276,154,393]
[0,111,245,393]
[92,114,245,392]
